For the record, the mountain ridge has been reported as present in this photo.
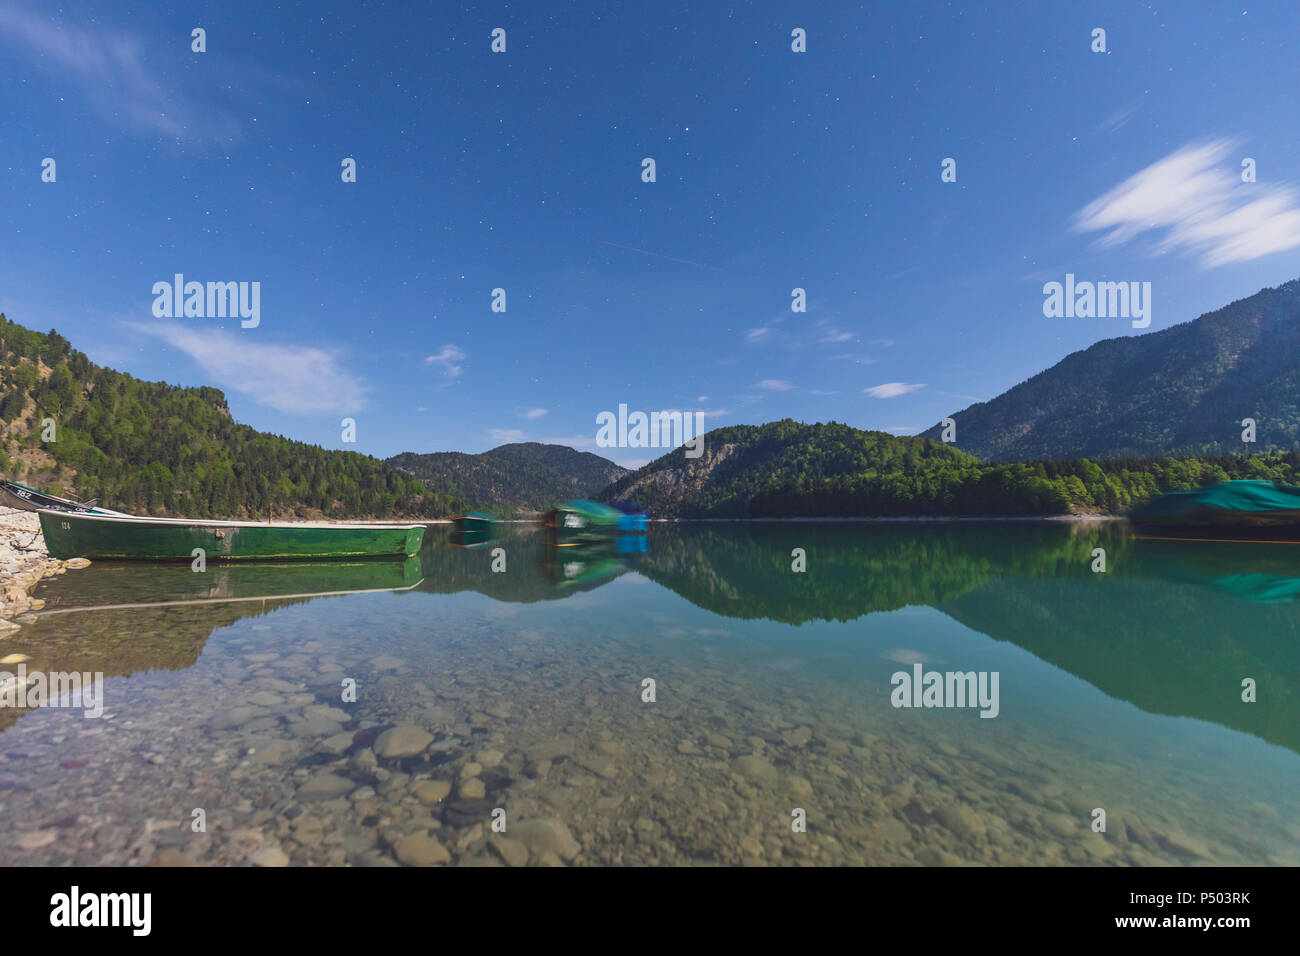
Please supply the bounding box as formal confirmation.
[599,418,1300,517]
[386,442,627,514]
[918,277,1300,461]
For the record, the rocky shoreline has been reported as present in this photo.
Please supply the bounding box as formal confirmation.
[0,511,86,631]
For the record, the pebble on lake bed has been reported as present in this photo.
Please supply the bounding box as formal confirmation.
[373,725,433,759]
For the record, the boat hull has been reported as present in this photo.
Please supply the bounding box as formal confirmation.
[39,511,425,561]
[453,513,496,533]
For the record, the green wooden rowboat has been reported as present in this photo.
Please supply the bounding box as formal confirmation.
[38,510,425,562]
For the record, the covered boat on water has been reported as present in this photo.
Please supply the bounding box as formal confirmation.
[541,499,624,544]
[38,510,425,562]
[452,512,496,533]
[1128,480,1300,542]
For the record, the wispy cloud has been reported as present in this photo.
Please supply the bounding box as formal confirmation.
[1073,139,1300,267]
[0,5,240,142]
[129,322,367,415]
[424,345,466,378]
[813,318,854,344]
[1094,102,1140,134]
[756,379,793,391]
[863,382,925,399]
[745,320,780,344]
[523,407,548,420]
[489,428,525,443]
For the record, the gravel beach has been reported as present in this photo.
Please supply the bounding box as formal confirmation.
[0,510,86,630]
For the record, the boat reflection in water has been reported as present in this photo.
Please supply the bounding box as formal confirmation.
[8,520,1300,868]
[426,522,1300,759]
[449,529,497,550]
[15,521,1300,760]
[539,533,648,590]
[0,557,424,733]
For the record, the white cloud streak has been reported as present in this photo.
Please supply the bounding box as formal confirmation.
[0,5,240,141]
[129,321,368,415]
[1073,139,1300,267]
[424,345,466,378]
[863,382,925,399]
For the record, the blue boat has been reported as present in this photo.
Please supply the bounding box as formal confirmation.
[608,499,649,533]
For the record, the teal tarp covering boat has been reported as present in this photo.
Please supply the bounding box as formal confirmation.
[453,512,496,532]
[542,499,624,544]
[556,500,623,525]
[1129,480,1300,539]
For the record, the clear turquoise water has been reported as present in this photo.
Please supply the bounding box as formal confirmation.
[1,522,1297,865]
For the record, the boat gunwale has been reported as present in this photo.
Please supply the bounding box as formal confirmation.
[37,509,424,532]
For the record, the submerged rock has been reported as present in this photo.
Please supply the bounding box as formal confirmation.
[296,773,356,802]
[412,780,452,805]
[374,725,433,759]
[731,756,778,784]
[393,832,450,866]
[250,845,291,867]
[512,817,581,861]
[490,836,528,867]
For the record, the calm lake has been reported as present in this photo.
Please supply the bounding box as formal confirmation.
[1,522,1298,866]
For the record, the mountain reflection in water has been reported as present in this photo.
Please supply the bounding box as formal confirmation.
[2,521,1297,867]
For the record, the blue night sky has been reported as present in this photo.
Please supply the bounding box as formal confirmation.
[3,1,1299,467]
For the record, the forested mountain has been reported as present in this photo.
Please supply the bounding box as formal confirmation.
[919,278,1300,461]
[0,315,464,519]
[600,419,1300,517]
[8,309,1300,524]
[387,442,627,514]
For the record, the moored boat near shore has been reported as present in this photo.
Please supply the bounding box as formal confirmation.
[0,479,127,516]
[38,510,425,562]
[1128,480,1300,542]
[541,499,625,543]
[453,512,496,532]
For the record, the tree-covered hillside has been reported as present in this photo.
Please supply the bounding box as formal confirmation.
[919,277,1300,461]
[601,419,1300,517]
[387,442,627,514]
[0,315,465,518]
